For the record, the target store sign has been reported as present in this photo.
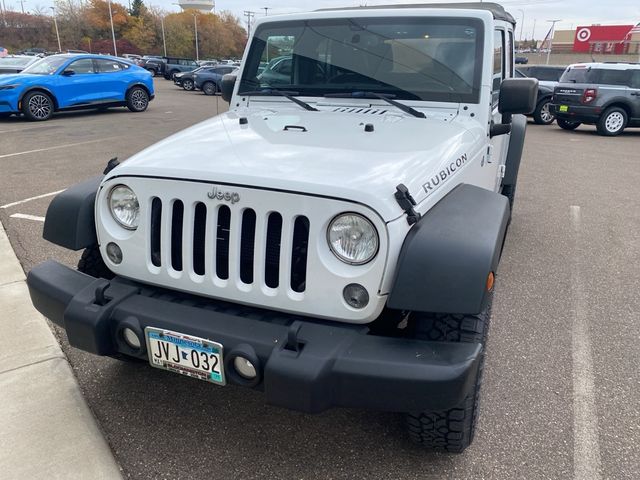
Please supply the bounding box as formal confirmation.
[573,24,634,52]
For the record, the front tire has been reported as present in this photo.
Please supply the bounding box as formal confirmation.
[202,81,217,95]
[22,91,54,121]
[126,86,150,112]
[596,107,627,136]
[77,246,114,279]
[182,79,195,91]
[557,118,581,130]
[533,99,555,125]
[404,292,492,453]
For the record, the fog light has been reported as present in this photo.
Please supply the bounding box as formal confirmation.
[122,328,141,349]
[106,242,123,264]
[233,356,257,379]
[343,283,369,309]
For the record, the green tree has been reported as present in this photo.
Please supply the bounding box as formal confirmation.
[130,0,145,18]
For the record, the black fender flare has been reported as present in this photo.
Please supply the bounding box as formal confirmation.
[43,175,103,251]
[387,184,510,315]
[502,113,527,188]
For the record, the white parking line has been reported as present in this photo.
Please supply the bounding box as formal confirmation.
[0,138,113,160]
[570,205,602,480]
[0,190,65,209]
[9,213,46,222]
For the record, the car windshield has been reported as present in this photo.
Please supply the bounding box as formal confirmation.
[239,17,484,103]
[0,57,33,67]
[21,56,69,75]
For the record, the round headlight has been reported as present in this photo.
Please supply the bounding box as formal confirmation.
[328,213,379,265]
[108,185,140,230]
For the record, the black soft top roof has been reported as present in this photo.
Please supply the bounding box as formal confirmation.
[316,2,515,24]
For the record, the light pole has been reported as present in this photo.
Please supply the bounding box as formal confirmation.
[546,19,561,65]
[160,16,167,57]
[263,7,269,16]
[19,0,26,14]
[244,11,255,38]
[107,0,118,56]
[517,9,525,45]
[50,7,61,52]
[193,13,199,61]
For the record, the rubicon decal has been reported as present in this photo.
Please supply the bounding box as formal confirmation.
[423,154,468,196]
[207,186,240,204]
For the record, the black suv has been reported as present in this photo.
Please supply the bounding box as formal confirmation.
[516,65,567,125]
[552,63,640,136]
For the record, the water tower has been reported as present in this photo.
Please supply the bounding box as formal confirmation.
[178,0,214,14]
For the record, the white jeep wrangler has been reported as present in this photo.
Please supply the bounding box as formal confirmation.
[28,3,537,452]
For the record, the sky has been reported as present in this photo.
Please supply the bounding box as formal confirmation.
[11,0,640,40]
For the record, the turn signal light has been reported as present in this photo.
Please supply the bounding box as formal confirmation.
[486,272,495,292]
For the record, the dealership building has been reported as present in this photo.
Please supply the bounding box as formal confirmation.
[551,24,640,54]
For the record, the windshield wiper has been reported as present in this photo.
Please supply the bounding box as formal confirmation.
[238,89,318,112]
[324,91,426,119]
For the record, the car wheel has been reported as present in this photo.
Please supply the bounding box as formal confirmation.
[596,107,627,136]
[405,291,493,453]
[148,68,157,76]
[182,79,195,91]
[557,118,581,130]
[126,86,150,112]
[202,81,217,95]
[533,99,555,125]
[22,91,54,121]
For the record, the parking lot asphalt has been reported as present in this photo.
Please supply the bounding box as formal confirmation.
[1,79,640,479]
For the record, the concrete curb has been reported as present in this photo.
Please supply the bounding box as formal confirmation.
[0,223,123,479]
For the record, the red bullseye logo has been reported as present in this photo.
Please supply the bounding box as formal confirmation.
[577,28,591,42]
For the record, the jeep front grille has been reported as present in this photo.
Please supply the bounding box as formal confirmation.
[148,198,309,293]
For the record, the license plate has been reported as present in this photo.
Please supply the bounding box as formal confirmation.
[145,327,225,385]
[559,105,569,112]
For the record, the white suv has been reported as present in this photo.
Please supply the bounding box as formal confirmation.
[28,3,537,453]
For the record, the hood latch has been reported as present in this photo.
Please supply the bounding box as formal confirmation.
[394,184,421,226]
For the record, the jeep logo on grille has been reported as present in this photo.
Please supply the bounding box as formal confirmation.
[207,186,240,204]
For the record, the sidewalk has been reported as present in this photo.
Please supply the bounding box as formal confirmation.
[0,224,122,479]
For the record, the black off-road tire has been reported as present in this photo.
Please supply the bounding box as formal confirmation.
[404,293,492,453]
[557,118,581,130]
[77,246,114,279]
[126,86,150,112]
[22,90,54,121]
[501,183,516,211]
[596,107,627,136]
[532,98,555,125]
[202,81,217,95]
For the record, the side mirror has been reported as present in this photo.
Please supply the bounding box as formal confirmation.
[62,69,75,77]
[221,74,237,103]
[499,78,538,115]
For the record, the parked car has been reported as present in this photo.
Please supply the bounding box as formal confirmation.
[0,55,40,74]
[515,56,528,64]
[256,56,292,85]
[193,65,237,95]
[140,57,166,76]
[0,54,154,121]
[516,65,567,125]
[174,66,210,91]
[163,57,198,80]
[552,62,640,135]
[121,54,142,63]
[26,3,537,454]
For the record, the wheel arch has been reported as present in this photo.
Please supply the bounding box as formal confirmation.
[126,82,151,97]
[20,87,59,111]
[601,100,632,118]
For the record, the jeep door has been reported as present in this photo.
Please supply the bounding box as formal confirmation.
[487,29,510,191]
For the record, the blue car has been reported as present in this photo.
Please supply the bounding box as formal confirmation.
[0,54,154,121]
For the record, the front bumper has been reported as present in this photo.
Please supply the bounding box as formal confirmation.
[27,261,481,414]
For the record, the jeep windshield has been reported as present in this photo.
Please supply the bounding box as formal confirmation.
[239,17,484,103]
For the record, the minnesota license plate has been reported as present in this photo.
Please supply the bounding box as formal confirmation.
[559,105,569,112]
[145,327,225,385]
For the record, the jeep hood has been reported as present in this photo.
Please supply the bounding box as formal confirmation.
[112,108,482,221]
